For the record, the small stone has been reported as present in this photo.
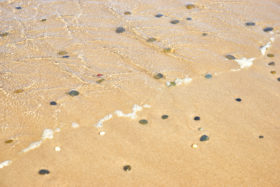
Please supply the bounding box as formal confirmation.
[194,116,200,121]
[123,165,131,171]
[259,135,264,139]
[116,27,125,33]
[5,140,13,144]
[41,19,47,22]
[277,77,280,81]
[14,89,24,94]
[99,131,106,136]
[15,6,22,10]
[38,169,50,175]
[155,14,163,18]
[268,62,275,66]
[170,20,179,24]
[263,27,273,32]
[202,33,208,36]
[124,11,131,15]
[245,22,255,26]
[191,144,198,148]
[154,73,164,79]
[186,4,196,9]
[163,48,174,53]
[270,70,276,74]
[55,146,61,152]
[161,115,169,119]
[97,74,103,77]
[200,135,209,142]
[235,98,242,102]
[186,17,192,21]
[0,32,9,37]
[205,74,212,79]
[225,54,235,60]
[50,101,57,105]
[139,119,148,125]
[68,90,79,96]
[58,51,68,55]
[146,37,157,42]
[62,55,70,58]
[96,79,105,84]
[267,53,274,57]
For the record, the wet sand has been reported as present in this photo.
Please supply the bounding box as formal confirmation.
[1,0,280,186]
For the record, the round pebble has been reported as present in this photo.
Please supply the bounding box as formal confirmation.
[14,89,24,94]
[277,77,280,81]
[194,116,200,121]
[96,79,105,84]
[62,55,70,58]
[123,165,131,171]
[202,33,208,36]
[245,22,255,26]
[270,70,276,74]
[205,74,212,79]
[267,53,274,57]
[154,73,164,79]
[191,144,198,149]
[225,54,236,60]
[268,62,275,66]
[161,115,169,119]
[97,73,103,77]
[5,140,13,144]
[146,37,157,42]
[38,169,50,175]
[139,119,148,125]
[186,17,192,21]
[58,51,68,55]
[41,19,47,22]
[259,135,264,139]
[263,27,274,32]
[0,32,9,37]
[68,90,79,96]
[235,98,242,102]
[15,6,22,10]
[124,11,131,15]
[50,101,57,105]
[200,135,209,142]
[155,14,163,18]
[116,27,125,33]
[170,20,180,24]
[186,4,195,9]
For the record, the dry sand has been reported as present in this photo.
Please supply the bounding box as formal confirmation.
[1,0,280,186]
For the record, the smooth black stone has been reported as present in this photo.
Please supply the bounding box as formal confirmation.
[139,119,148,125]
[68,90,79,96]
[161,115,169,119]
[263,27,273,32]
[15,6,22,9]
[186,17,192,20]
[200,135,209,142]
[245,22,255,26]
[62,55,69,58]
[277,77,280,81]
[39,169,50,175]
[170,20,179,24]
[202,33,208,36]
[155,14,163,18]
[194,116,200,121]
[123,165,131,171]
[268,62,275,66]
[116,27,125,33]
[259,135,264,139]
[154,73,164,79]
[41,19,47,22]
[225,54,236,60]
[235,98,242,102]
[50,101,57,105]
[124,11,131,15]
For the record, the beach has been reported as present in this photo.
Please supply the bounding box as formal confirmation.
[0,0,280,186]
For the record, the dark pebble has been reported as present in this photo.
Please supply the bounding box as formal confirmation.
[263,27,273,32]
[96,79,105,84]
[259,135,264,139]
[155,14,163,18]
[39,169,50,175]
[50,101,57,105]
[202,33,208,36]
[62,55,70,58]
[5,140,13,144]
[235,98,242,102]
[0,32,9,37]
[186,17,192,21]
[268,61,275,66]
[245,22,255,26]
[139,119,148,125]
[124,11,131,15]
[186,4,196,9]
[170,20,180,24]
[270,70,276,74]
[194,116,200,121]
[116,27,125,33]
[15,6,22,10]
[277,77,280,81]
[200,135,209,142]
[225,54,236,60]
[58,51,68,55]
[267,54,274,57]
[161,115,169,119]
[146,37,157,42]
[205,74,212,79]
[41,19,47,22]
[154,73,164,79]
[123,165,131,171]
[68,90,79,96]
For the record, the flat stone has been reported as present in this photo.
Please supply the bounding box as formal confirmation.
[123,165,131,171]
[14,89,24,94]
[116,27,125,33]
[263,27,273,32]
[124,11,131,15]
[139,119,148,125]
[200,135,209,142]
[154,73,164,79]
[50,101,57,105]
[15,6,22,9]
[163,48,174,53]
[245,22,255,26]
[0,32,9,37]
[186,4,196,9]
[202,33,208,36]
[277,77,280,81]
[186,17,192,20]
[259,135,264,139]
[270,70,276,74]
[62,55,70,58]
[205,74,212,79]
[155,14,163,18]
[96,79,105,84]
[5,140,13,144]
[225,54,236,60]
[38,169,50,175]
[194,116,200,121]
[146,37,157,42]
[267,53,274,57]
[58,51,68,55]
[41,19,47,22]
[170,20,179,24]
[68,90,79,96]
[268,62,275,66]
[235,98,242,102]
[161,115,169,119]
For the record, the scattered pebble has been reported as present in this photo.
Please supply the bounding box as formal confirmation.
[235,98,242,102]
[0,32,9,37]
[123,165,131,171]
[146,37,157,42]
[163,48,174,53]
[55,146,61,152]
[200,135,209,142]
[15,6,22,10]
[154,73,164,79]
[259,135,264,139]
[155,14,163,18]
[191,144,198,149]
[5,140,13,144]
[202,33,208,36]
[245,22,255,26]
[267,53,274,57]
[124,11,131,15]
[62,55,70,58]
[68,90,79,96]
[57,51,68,55]
[72,122,79,128]
[277,77,280,81]
[268,62,275,66]
[170,20,179,24]
[186,17,192,21]
[186,4,196,9]
[139,119,148,125]
[205,74,212,79]
[271,70,276,74]
[194,116,200,121]
[41,19,47,22]
[161,115,169,119]
[263,27,273,32]
[116,27,125,33]
[96,79,105,84]
[99,131,106,136]
[50,101,57,105]
[225,54,236,60]
[14,89,24,94]
[97,73,103,77]
[38,169,50,175]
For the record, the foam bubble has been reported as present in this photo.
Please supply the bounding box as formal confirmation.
[0,160,12,169]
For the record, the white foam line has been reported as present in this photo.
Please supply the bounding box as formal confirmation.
[260,37,275,55]
[0,160,12,169]
[166,76,192,87]
[234,58,255,69]
[115,104,143,119]
[95,114,113,128]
